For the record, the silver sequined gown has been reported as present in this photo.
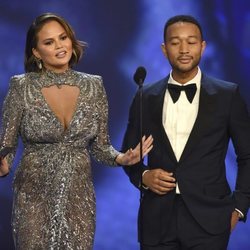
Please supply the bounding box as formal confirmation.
[0,69,119,250]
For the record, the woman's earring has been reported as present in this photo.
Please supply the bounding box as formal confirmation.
[35,57,42,70]
[37,59,42,70]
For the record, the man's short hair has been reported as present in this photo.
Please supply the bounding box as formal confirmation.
[163,15,204,42]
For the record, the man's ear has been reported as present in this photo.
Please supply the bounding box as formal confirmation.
[161,43,168,58]
[201,40,206,56]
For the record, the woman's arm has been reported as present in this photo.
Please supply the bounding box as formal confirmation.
[0,75,24,176]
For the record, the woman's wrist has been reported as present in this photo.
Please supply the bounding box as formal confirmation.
[0,173,9,178]
[0,170,10,178]
[115,153,123,166]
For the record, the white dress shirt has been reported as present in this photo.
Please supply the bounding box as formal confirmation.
[162,68,201,193]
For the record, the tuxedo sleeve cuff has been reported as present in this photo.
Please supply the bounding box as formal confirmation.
[141,170,149,189]
[235,208,244,219]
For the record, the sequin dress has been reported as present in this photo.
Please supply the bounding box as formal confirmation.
[0,69,119,250]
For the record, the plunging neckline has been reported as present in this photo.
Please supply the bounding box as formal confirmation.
[41,86,81,133]
[36,69,82,133]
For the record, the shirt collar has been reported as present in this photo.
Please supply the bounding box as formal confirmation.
[168,67,201,90]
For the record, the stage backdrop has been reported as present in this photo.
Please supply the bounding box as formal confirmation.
[0,0,250,249]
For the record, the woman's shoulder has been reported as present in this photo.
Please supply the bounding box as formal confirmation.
[6,73,33,96]
[10,73,25,82]
[73,70,102,81]
[9,72,36,86]
[8,73,28,90]
[72,71,106,96]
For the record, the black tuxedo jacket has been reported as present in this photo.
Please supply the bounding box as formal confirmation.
[122,73,250,245]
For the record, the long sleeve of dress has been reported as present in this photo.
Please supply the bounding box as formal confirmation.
[88,76,119,166]
[0,76,24,169]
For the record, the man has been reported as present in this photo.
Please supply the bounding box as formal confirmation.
[122,15,250,249]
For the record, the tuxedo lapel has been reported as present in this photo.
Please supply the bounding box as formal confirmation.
[179,75,217,163]
[148,77,177,163]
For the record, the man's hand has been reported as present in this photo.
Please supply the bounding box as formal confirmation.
[142,169,176,195]
[231,211,240,232]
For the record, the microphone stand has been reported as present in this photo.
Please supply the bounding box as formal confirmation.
[133,66,146,250]
[137,81,144,250]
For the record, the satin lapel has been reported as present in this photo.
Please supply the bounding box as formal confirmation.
[148,78,177,163]
[179,77,217,163]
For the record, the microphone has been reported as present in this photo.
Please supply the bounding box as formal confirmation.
[133,66,147,86]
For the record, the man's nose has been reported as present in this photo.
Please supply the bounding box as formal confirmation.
[179,42,189,54]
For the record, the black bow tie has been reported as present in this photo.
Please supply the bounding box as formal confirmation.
[168,83,197,103]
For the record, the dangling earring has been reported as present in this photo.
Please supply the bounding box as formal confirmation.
[37,59,42,70]
[35,56,42,70]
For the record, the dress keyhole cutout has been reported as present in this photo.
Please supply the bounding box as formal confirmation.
[41,85,80,131]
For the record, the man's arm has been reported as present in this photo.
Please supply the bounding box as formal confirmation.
[229,86,250,221]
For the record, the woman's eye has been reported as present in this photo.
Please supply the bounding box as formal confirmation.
[61,35,68,40]
[44,41,53,45]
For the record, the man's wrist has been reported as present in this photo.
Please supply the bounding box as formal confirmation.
[235,208,244,219]
[141,170,149,189]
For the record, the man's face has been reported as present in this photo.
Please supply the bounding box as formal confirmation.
[162,21,206,80]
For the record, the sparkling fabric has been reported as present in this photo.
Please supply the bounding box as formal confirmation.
[0,69,119,250]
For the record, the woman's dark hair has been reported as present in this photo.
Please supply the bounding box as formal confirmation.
[24,13,87,72]
[163,15,204,43]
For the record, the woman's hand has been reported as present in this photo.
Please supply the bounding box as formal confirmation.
[116,135,153,166]
[0,157,9,177]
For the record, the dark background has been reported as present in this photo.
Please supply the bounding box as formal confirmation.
[0,0,250,249]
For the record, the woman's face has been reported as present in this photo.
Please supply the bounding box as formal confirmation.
[32,20,73,73]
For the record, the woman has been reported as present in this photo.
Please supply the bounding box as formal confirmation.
[0,13,153,249]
